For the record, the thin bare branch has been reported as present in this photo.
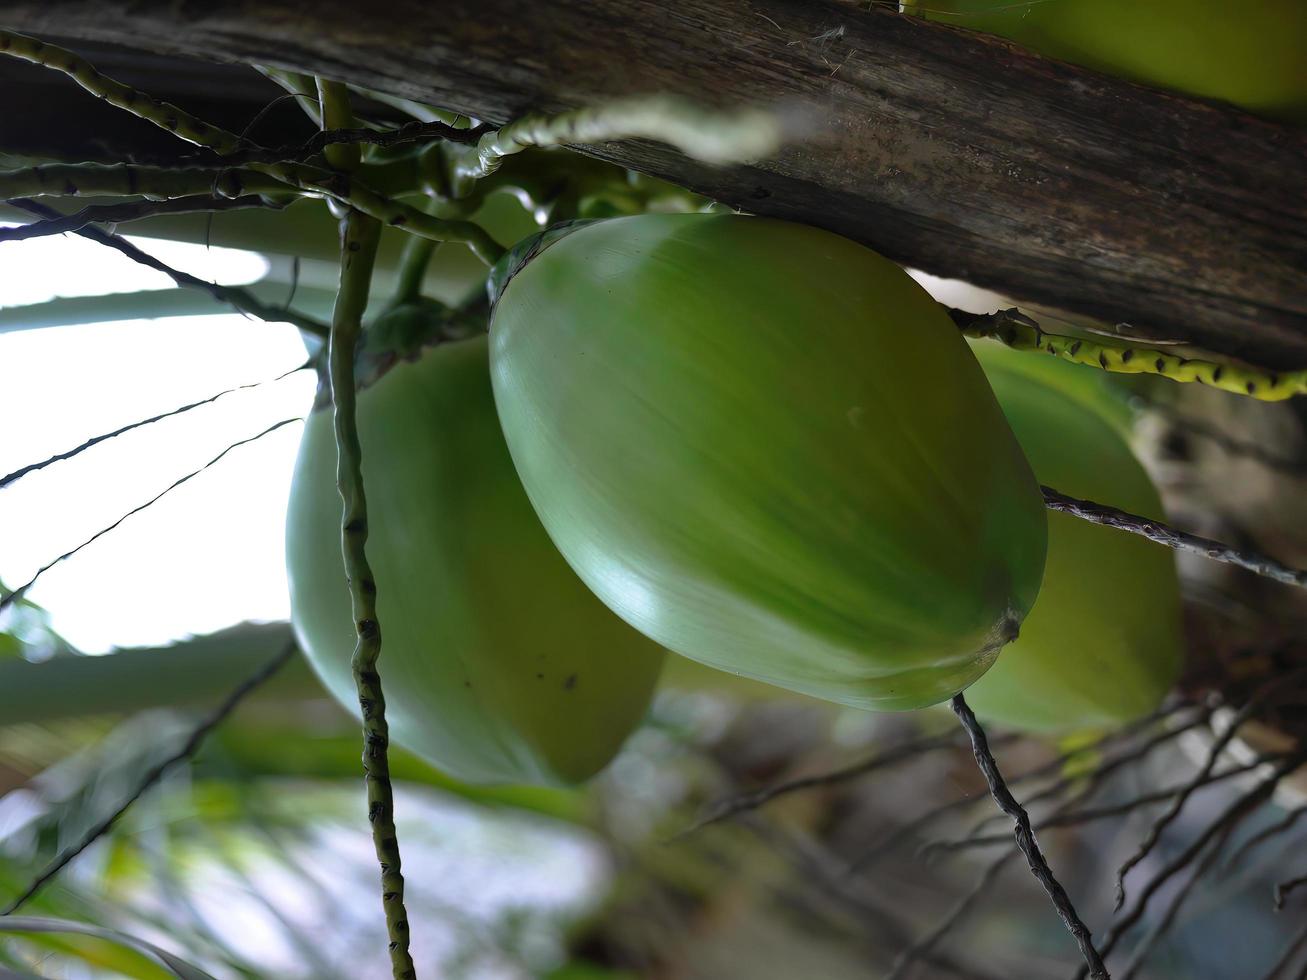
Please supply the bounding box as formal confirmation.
[1118,821,1238,980]
[0,195,278,244]
[0,361,310,490]
[922,702,1211,862]
[1224,802,1307,871]
[1082,756,1303,979]
[1275,873,1307,910]
[885,849,1016,980]
[846,699,1197,876]
[951,694,1108,980]
[1114,670,1307,910]
[933,757,1277,855]
[1043,486,1307,591]
[10,199,330,337]
[0,418,301,614]
[1262,918,1307,979]
[675,727,968,839]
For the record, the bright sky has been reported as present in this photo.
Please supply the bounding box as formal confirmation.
[0,230,316,654]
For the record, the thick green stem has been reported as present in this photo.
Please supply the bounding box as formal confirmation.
[448,95,784,197]
[324,72,417,979]
[316,78,361,172]
[393,236,439,305]
[957,308,1307,402]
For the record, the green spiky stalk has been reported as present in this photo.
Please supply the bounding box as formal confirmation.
[448,94,785,197]
[0,162,293,201]
[0,30,246,153]
[317,78,361,173]
[329,209,416,980]
[958,308,1307,401]
[0,31,504,265]
[0,159,503,264]
[321,72,417,978]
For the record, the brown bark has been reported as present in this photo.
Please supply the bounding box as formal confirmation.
[3,0,1305,367]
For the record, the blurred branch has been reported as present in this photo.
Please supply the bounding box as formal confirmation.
[675,727,970,839]
[1083,756,1305,978]
[1114,670,1307,910]
[1042,486,1307,590]
[0,623,318,726]
[0,642,295,915]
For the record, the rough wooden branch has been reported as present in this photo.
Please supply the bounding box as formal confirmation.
[2,0,1304,367]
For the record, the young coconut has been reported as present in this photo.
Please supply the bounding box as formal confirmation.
[962,340,1184,730]
[285,299,666,786]
[488,213,1048,711]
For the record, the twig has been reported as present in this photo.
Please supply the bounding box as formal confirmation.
[845,699,1196,875]
[323,73,415,978]
[10,199,330,338]
[1262,917,1307,979]
[1224,802,1307,871]
[0,361,310,490]
[933,757,1276,854]
[1274,873,1307,911]
[0,418,301,614]
[0,195,277,244]
[927,704,1214,861]
[1042,486,1307,590]
[1117,821,1237,980]
[1082,756,1303,979]
[950,694,1109,979]
[885,849,1016,980]
[739,816,998,980]
[0,642,296,915]
[675,728,967,838]
[1113,670,1307,910]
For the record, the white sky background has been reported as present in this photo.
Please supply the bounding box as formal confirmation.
[0,230,316,653]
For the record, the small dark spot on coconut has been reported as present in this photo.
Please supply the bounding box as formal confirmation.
[564,673,577,690]
[536,672,544,679]
[1121,348,1134,363]
[1156,358,1166,372]
[1212,366,1223,382]
[1247,381,1257,394]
